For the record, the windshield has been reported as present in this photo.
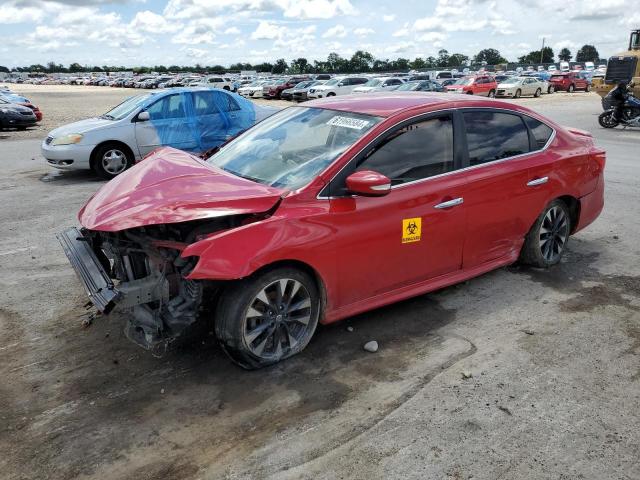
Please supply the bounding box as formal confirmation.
[501,77,521,84]
[101,94,152,120]
[207,107,382,190]
[363,79,382,87]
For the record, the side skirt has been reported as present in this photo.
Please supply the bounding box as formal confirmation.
[322,251,520,324]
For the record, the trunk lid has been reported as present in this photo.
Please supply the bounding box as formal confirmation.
[79,147,284,231]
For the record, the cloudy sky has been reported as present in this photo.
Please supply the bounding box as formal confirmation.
[0,0,638,68]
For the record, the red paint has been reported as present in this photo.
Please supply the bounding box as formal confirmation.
[18,102,42,121]
[444,75,497,96]
[549,72,590,92]
[79,93,605,324]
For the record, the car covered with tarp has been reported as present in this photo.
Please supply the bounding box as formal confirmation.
[42,87,277,178]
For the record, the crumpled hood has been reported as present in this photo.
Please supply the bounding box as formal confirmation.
[48,117,116,137]
[79,147,285,232]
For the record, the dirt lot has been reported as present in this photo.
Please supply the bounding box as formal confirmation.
[0,87,639,480]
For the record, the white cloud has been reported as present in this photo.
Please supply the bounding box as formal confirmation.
[251,21,284,40]
[172,18,223,44]
[354,27,374,36]
[322,24,347,38]
[382,14,395,22]
[393,23,410,37]
[130,11,180,34]
[223,26,241,35]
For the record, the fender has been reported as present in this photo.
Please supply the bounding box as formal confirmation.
[181,209,337,287]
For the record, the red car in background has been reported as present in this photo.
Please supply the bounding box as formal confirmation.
[59,93,605,369]
[265,77,310,99]
[445,75,497,96]
[549,72,590,92]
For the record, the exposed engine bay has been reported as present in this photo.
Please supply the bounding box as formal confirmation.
[74,216,248,355]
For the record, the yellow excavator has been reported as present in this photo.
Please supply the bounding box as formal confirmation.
[594,29,640,106]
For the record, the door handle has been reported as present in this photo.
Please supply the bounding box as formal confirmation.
[434,197,464,209]
[527,176,549,187]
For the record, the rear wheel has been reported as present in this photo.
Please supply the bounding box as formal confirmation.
[568,84,575,93]
[585,84,590,92]
[488,89,496,98]
[215,267,321,369]
[92,143,133,180]
[598,111,619,128]
[520,200,571,268]
[548,85,554,94]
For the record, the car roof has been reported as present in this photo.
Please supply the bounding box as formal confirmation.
[304,92,484,117]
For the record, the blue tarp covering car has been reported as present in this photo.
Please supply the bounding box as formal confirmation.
[42,87,278,178]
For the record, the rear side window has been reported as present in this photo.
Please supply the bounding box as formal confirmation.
[212,91,240,112]
[356,116,454,186]
[463,111,530,165]
[524,116,553,149]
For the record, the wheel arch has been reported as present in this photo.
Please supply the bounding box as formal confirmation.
[89,140,136,170]
[557,195,581,234]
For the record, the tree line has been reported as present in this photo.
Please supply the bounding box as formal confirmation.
[0,45,601,76]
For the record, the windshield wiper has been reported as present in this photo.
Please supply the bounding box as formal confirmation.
[100,114,115,120]
[223,168,265,184]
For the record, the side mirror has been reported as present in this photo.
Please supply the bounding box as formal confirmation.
[345,170,391,197]
[137,111,150,122]
[338,82,346,87]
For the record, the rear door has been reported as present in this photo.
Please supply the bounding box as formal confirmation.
[325,112,468,307]
[458,109,544,268]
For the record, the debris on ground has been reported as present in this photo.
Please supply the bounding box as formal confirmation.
[346,326,354,332]
[363,340,378,353]
[498,405,513,416]
[461,371,473,379]
[522,329,535,335]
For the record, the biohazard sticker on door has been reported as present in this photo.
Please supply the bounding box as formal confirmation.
[402,217,422,243]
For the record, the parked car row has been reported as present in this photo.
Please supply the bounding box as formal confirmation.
[0,87,42,130]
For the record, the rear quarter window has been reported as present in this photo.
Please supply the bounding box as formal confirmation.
[524,116,554,150]
[463,111,530,165]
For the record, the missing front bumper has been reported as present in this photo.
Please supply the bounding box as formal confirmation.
[57,227,121,313]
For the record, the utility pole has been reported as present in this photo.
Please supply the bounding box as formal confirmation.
[540,37,545,64]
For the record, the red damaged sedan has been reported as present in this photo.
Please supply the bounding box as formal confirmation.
[59,93,605,368]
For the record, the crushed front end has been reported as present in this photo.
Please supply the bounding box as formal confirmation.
[57,221,227,355]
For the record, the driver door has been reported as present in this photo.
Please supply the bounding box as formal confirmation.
[327,112,467,308]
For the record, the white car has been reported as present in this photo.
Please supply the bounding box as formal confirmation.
[548,65,557,72]
[495,76,547,98]
[41,88,276,179]
[307,76,369,99]
[352,77,406,94]
[237,80,269,97]
[196,76,235,91]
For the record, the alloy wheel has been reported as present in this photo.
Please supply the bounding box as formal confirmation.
[101,149,128,175]
[539,206,569,262]
[242,278,312,360]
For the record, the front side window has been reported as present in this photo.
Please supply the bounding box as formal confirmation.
[355,116,454,186]
[207,107,382,190]
[146,94,186,120]
[463,111,530,165]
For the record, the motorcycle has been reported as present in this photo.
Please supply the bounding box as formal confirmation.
[598,88,640,128]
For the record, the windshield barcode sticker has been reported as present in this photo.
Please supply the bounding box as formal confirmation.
[327,116,370,130]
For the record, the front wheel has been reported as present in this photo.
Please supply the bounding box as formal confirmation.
[326,92,336,97]
[92,144,133,179]
[520,200,571,268]
[514,89,521,98]
[598,111,619,128]
[488,89,496,98]
[568,84,575,93]
[585,84,590,92]
[215,267,321,369]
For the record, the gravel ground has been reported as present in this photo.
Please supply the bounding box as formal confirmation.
[0,89,638,480]
[0,84,290,141]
